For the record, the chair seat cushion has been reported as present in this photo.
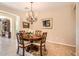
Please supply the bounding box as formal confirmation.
[24,41,30,44]
[19,42,31,48]
[19,44,27,48]
[32,43,45,46]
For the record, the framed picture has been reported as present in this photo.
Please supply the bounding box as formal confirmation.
[42,18,53,29]
[23,22,30,28]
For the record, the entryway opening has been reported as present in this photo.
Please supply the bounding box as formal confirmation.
[0,16,11,38]
[0,10,20,39]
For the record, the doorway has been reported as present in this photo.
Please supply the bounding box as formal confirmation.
[0,16,11,38]
[0,11,20,40]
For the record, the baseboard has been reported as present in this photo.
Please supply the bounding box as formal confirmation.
[47,40,76,47]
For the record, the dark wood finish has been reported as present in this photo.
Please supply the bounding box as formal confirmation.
[40,41,42,56]
[22,34,42,56]
[18,32,47,56]
[16,33,27,56]
[41,32,47,55]
[23,35,42,41]
[33,32,47,56]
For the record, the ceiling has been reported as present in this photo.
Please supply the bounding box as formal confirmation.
[0,2,74,12]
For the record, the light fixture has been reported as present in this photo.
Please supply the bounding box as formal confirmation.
[26,2,37,24]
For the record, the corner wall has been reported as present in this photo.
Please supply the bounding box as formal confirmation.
[76,3,79,56]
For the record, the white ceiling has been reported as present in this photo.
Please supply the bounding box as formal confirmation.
[0,2,74,12]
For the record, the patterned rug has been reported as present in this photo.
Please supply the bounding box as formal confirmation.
[17,48,48,56]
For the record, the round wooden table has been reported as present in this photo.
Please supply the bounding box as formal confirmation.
[22,35,42,56]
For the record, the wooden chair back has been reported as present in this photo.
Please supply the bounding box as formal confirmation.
[35,30,42,36]
[16,33,23,44]
[41,32,47,43]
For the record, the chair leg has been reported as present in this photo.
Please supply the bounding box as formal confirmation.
[44,45,46,51]
[17,46,19,54]
[40,46,42,56]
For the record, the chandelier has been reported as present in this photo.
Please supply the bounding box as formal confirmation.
[26,2,37,24]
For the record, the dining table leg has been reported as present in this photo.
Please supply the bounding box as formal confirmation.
[29,41,33,53]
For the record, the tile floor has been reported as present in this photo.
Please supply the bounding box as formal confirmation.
[0,36,76,56]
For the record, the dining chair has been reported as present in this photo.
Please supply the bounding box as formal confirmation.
[16,33,30,55]
[35,30,42,37]
[33,32,47,56]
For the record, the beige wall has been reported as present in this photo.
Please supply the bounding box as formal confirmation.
[76,3,79,56]
[35,5,75,47]
[21,4,76,47]
[0,3,76,47]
